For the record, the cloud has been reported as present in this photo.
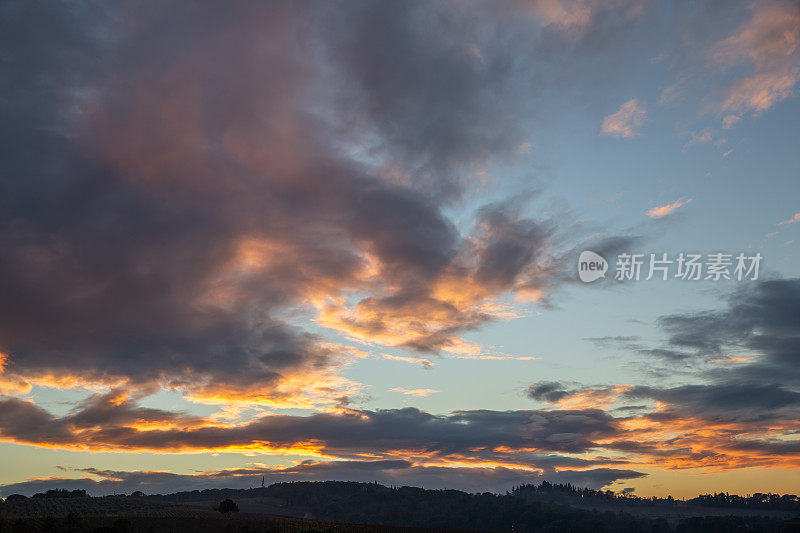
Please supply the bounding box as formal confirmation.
[615,279,800,468]
[0,0,658,414]
[518,0,647,38]
[600,99,646,138]
[714,1,800,114]
[516,142,534,154]
[722,115,742,129]
[0,397,622,458]
[0,0,576,408]
[683,128,714,150]
[315,201,559,355]
[389,388,439,397]
[778,211,800,225]
[646,198,692,218]
[0,390,652,490]
[526,382,571,403]
[0,463,646,497]
[656,278,800,378]
[527,382,631,409]
[656,1,798,124]
[521,278,800,471]
[4,282,798,481]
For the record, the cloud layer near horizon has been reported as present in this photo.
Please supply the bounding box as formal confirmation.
[0,464,646,497]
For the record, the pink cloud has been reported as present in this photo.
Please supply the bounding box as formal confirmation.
[778,211,800,225]
[722,115,742,129]
[683,128,714,151]
[646,198,692,218]
[714,1,800,114]
[600,99,646,138]
[525,0,646,36]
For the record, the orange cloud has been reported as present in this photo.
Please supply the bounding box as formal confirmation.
[714,1,800,114]
[550,385,633,410]
[722,115,742,129]
[646,198,692,218]
[600,99,646,138]
[778,211,800,225]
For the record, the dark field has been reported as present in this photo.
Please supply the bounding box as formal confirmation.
[0,514,474,533]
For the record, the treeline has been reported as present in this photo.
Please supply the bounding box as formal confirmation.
[0,494,204,521]
[5,490,88,501]
[3,481,800,532]
[510,481,800,512]
[691,491,800,511]
[249,481,668,531]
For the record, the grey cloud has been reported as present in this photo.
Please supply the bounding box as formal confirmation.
[0,462,645,497]
[655,279,800,380]
[0,0,572,397]
[474,203,553,289]
[626,383,800,423]
[610,279,800,424]
[526,382,571,403]
[0,0,662,399]
[322,0,530,200]
[0,397,619,457]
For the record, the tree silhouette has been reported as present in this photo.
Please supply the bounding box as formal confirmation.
[217,498,239,518]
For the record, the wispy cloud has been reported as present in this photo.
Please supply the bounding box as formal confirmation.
[683,128,713,150]
[778,211,800,225]
[389,388,439,397]
[600,99,646,138]
[646,198,692,218]
[381,354,434,369]
[714,1,800,115]
[722,115,742,129]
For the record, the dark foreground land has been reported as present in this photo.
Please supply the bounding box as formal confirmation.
[2,481,800,533]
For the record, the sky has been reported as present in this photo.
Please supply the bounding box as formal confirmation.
[0,0,799,499]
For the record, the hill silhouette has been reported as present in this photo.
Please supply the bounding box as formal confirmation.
[2,481,799,532]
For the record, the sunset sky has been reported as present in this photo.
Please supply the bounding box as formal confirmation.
[1,0,799,499]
